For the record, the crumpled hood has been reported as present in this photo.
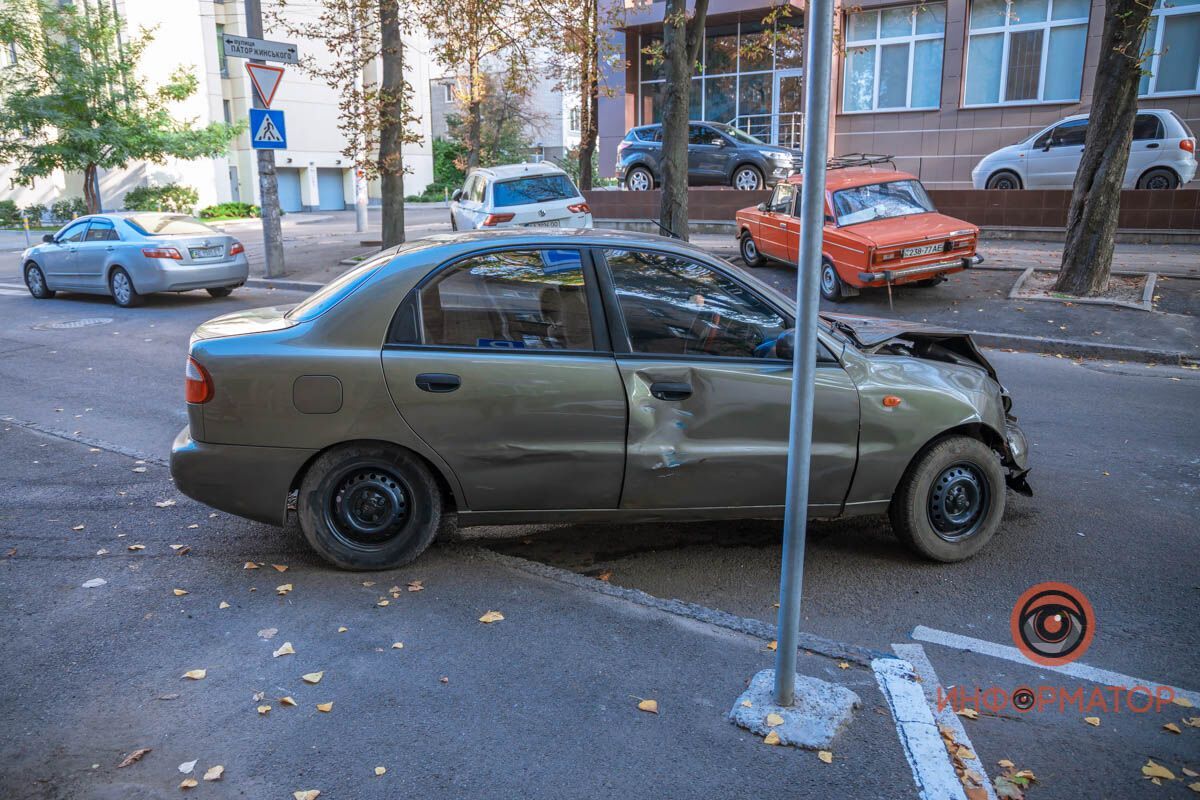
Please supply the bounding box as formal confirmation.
[190,305,299,343]
[822,313,999,382]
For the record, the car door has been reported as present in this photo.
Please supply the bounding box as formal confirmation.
[452,175,486,229]
[40,220,90,285]
[1125,113,1165,187]
[1025,120,1087,188]
[75,217,119,289]
[687,124,726,184]
[598,247,860,515]
[380,246,627,512]
[757,183,797,263]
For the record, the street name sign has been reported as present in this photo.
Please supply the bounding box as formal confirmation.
[250,109,288,150]
[221,33,298,65]
[245,63,285,107]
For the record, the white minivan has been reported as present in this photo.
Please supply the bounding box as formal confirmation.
[972,109,1196,190]
[449,163,593,231]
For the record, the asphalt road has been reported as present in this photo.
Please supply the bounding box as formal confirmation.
[1,279,1198,798]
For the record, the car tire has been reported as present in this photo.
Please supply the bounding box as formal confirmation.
[889,435,1006,563]
[625,166,654,191]
[985,171,1022,190]
[298,443,444,571]
[206,287,233,298]
[450,213,458,231]
[740,232,766,267]
[820,260,846,303]
[732,165,764,191]
[109,267,143,308]
[24,263,55,299]
[1137,168,1178,190]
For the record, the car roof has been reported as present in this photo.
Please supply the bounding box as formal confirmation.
[784,167,919,190]
[470,162,568,180]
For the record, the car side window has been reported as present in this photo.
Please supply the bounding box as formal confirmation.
[688,125,710,145]
[83,219,117,242]
[417,249,594,351]
[1051,120,1087,148]
[58,221,89,243]
[1132,114,1163,141]
[469,177,486,203]
[768,183,795,214]
[604,249,787,359]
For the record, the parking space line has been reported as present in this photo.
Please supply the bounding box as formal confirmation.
[894,643,998,800]
[872,656,969,800]
[912,625,1200,706]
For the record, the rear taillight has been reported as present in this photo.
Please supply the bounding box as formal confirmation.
[229,241,245,256]
[568,202,591,214]
[185,356,213,404]
[482,213,515,227]
[1181,139,1195,153]
[143,247,182,260]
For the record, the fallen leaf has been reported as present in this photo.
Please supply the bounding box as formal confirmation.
[956,708,980,720]
[180,778,198,790]
[219,601,230,609]
[155,499,177,508]
[183,669,206,680]
[302,671,324,684]
[179,760,197,774]
[361,581,375,587]
[257,705,271,714]
[169,544,186,550]
[994,776,1024,800]
[391,642,404,649]
[440,676,449,684]
[127,544,145,551]
[273,642,295,658]
[1164,723,1182,734]
[741,700,752,708]
[837,662,850,670]
[1183,718,1200,728]
[1142,760,1175,780]
[1176,697,1195,708]
[258,628,277,639]
[280,696,297,706]
[203,765,224,781]
[72,524,85,531]
[276,583,293,595]
[337,626,348,633]
[818,750,833,764]
[374,766,386,776]
[376,599,389,607]
[997,759,1015,769]
[596,570,613,582]
[272,564,288,572]
[117,748,152,768]
[187,524,199,529]
[1084,716,1100,726]
[293,791,320,800]
[478,610,504,623]
[1184,768,1199,778]
[1187,781,1200,793]
[82,578,107,588]
[637,699,659,714]
[763,730,781,745]
[766,640,778,651]
[253,691,265,701]
[766,712,784,727]
[407,580,424,591]
[95,549,109,556]
[243,562,259,570]
[317,702,333,712]
[173,589,189,597]
[132,466,147,473]
[158,693,180,701]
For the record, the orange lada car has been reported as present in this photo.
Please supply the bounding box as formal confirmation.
[735,159,983,301]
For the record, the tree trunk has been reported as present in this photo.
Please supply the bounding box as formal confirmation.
[1054,0,1152,296]
[577,0,599,191]
[658,0,708,240]
[83,163,101,214]
[467,58,482,169]
[378,0,405,248]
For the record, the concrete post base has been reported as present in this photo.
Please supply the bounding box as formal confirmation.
[729,669,861,749]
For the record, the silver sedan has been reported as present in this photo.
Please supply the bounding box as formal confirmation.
[21,212,250,307]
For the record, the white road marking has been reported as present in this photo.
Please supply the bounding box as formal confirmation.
[0,288,28,297]
[894,643,998,800]
[911,625,1200,707]
[872,656,968,800]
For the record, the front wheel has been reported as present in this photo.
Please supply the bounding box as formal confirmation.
[889,435,1006,562]
[985,171,1022,190]
[298,443,444,570]
[109,267,143,308]
[739,233,765,267]
[820,260,846,303]
[25,263,55,299]
[732,165,764,191]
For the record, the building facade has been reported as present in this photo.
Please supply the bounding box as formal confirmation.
[599,0,1200,187]
[1,1,435,215]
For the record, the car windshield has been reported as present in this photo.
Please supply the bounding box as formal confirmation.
[492,174,579,207]
[832,180,935,226]
[125,214,217,236]
[711,123,766,145]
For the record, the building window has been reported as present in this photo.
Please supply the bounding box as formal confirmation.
[2,41,16,67]
[1139,0,1200,97]
[843,2,946,112]
[963,0,1089,106]
[223,99,233,124]
[216,23,228,77]
[443,83,455,103]
[569,106,581,132]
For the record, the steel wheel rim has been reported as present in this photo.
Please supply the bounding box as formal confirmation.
[994,177,1015,190]
[742,237,757,261]
[112,272,131,304]
[1146,174,1169,190]
[325,466,411,549]
[927,461,990,541]
[629,170,649,191]
[821,265,836,294]
[735,169,759,190]
[26,266,44,295]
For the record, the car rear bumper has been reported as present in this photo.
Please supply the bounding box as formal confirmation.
[857,255,980,284]
[137,256,250,293]
[170,426,317,526]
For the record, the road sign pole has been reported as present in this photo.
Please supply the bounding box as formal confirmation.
[772,0,835,707]
[245,0,285,278]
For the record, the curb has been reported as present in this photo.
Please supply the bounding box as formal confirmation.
[245,277,324,292]
[1007,266,1157,312]
[973,330,1192,365]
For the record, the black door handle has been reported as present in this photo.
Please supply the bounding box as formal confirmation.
[415,373,461,393]
[650,381,692,401]
[1146,142,1159,149]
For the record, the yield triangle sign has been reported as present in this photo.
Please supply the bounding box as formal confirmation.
[246,63,284,107]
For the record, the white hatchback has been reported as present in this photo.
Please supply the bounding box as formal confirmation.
[449,163,593,231]
[971,109,1197,190]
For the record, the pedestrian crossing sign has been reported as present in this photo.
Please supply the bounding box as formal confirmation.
[250,108,287,150]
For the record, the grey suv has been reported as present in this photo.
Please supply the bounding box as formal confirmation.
[616,122,799,191]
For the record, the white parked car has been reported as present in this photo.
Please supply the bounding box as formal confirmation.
[971,109,1196,191]
[449,163,593,231]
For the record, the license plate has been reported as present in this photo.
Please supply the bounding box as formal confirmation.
[523,220,560,228]
[902,243,942,258]
[189,246,224,259]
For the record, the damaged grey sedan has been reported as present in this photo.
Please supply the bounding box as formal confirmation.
[170,229,1031,571]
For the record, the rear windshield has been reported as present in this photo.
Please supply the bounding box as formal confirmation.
[832,180,935,226]
[124,214,217,236]
[1169,110,1195,139]
[492,174,580,207]
[286,253,392,322]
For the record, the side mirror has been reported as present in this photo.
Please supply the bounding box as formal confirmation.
[773,329,795,362]
[1043,140,1053,152]
[756,202,768,212]
[42,233,54,243]
[709,138,726,148]
[451,188,463,202]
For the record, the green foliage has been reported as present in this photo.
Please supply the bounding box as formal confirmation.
[199,202,261,219]
[445,73,534,169]
[0,0,242,210]
[433,138,467,187]
[0,200,20,226]
[50,198,87,222]
[123,184,199,214]
[22,203,47,223]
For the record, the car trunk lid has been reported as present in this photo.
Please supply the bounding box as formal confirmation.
[190,305,298,343]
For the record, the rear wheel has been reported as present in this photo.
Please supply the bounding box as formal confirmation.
[109,267,143,308]
[985,171,1022,190]
[739,232,765,267]
[820,260,846,303]
[625,166,653,191]
[1137,168,1178,190]
[24,263,55,299]
[732,165,764,191]
[889,435,1006,562]
[206,287,233,298]
[298,443,443,570]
